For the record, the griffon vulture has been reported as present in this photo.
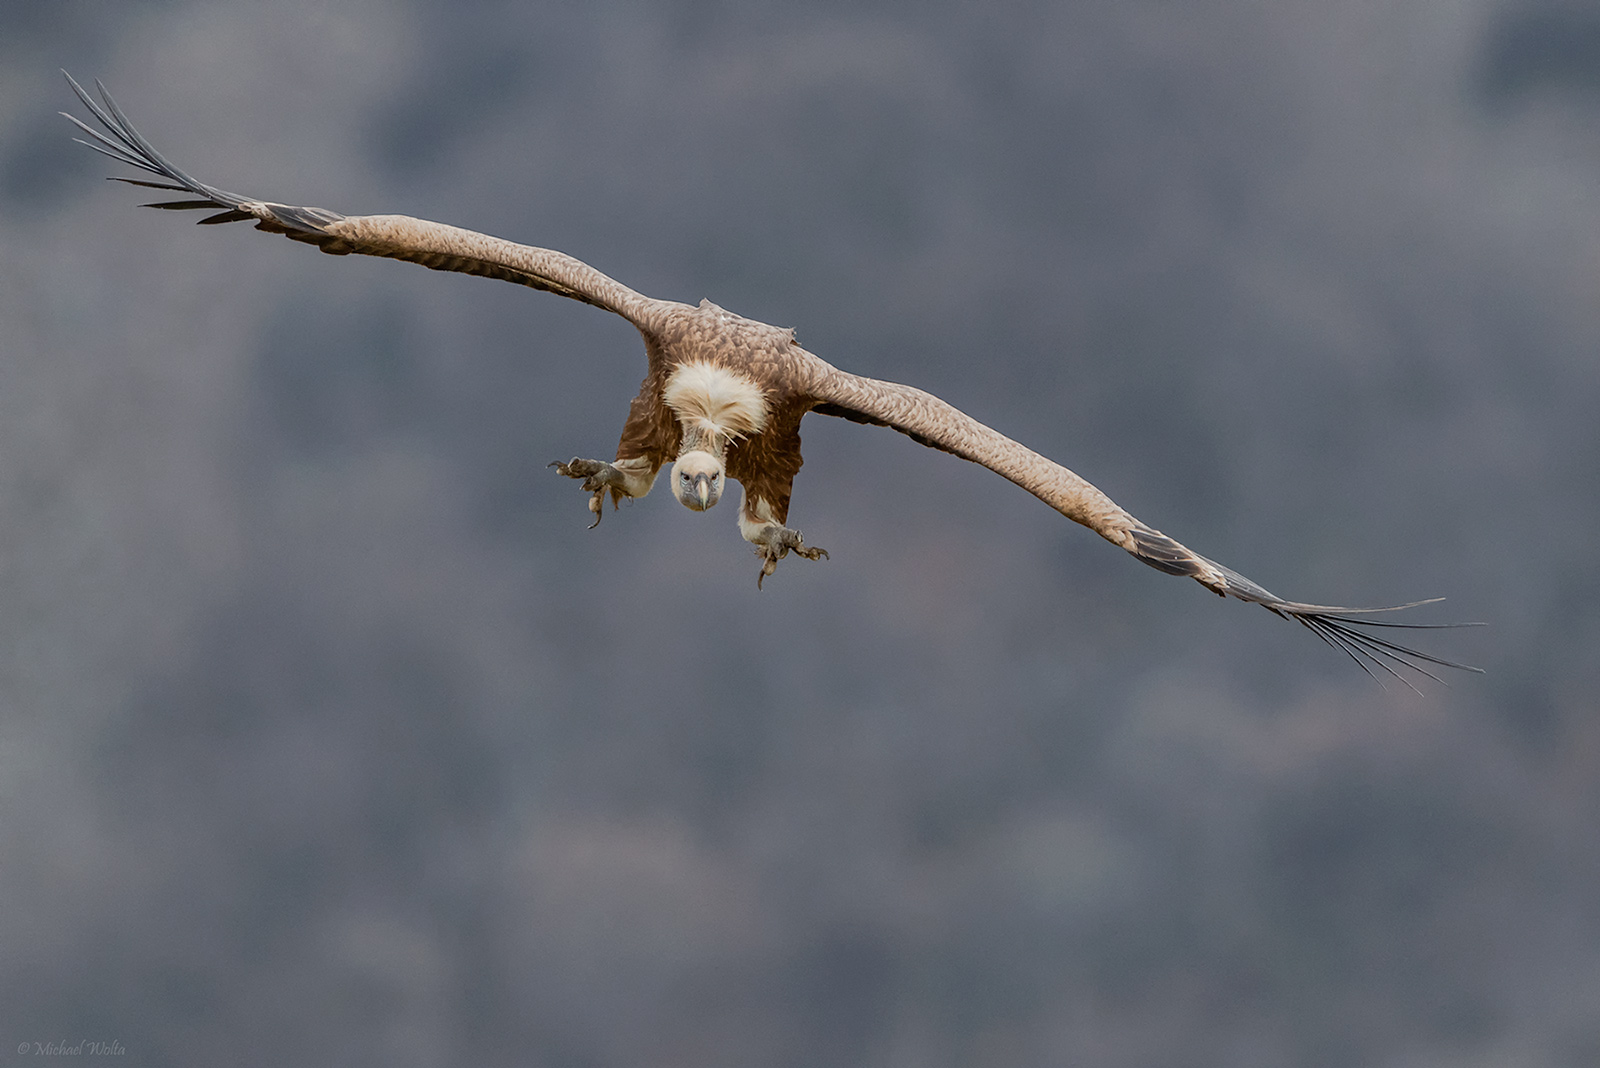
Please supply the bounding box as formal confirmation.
[62,73,1480,688]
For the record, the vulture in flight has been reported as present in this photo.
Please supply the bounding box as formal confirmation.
[63,73,1480,688]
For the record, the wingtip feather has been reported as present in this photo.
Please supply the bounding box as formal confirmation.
[1127,531,1483,685]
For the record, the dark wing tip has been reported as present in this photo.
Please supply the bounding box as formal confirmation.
[197,209,255,225]
[61,70,250,215]
[1214,565,1484,686]
[1244,587,1483,689]
[1127,526,1483,687]
[63,73,351,243]
[1291,609,1485,694]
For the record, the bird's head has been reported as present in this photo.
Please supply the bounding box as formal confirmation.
[671,449,725,511]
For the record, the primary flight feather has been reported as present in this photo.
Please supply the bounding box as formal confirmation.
[62,72,1481,688]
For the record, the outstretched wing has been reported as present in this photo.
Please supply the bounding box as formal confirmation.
[62,72,668,332]
[807,364,1481,689]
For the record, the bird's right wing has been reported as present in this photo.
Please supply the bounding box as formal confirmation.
[807,363,1481,688]
[62,72,669,332]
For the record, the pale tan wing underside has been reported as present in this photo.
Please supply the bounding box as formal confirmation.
[62,73,667,332]
[806,364,1482,689]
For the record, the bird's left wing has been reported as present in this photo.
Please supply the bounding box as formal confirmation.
[806,363,1481,688]
[62,73,667,332]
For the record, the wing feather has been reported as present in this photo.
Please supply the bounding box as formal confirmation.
[807,364,1481,686]
[62,72,669,332]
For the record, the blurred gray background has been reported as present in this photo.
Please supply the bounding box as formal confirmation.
[2,1,1596,1064]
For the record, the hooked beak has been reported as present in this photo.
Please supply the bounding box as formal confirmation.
[694,473,713,510]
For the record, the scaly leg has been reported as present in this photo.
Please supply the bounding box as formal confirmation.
[549,456,656,528]
[749,524,828,588]
[737,489,827,588]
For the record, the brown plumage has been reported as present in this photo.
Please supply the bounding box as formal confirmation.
[63,72,1482,687]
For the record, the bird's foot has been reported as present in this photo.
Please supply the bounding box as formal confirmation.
[549,457,625,528]
[751,525,828,589]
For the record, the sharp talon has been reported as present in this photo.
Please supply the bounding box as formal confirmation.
[756,550,780,589]
[749,524,825,584]
[557,456,629,526]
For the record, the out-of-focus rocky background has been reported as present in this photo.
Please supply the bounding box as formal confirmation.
[3,2,1597,1064]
